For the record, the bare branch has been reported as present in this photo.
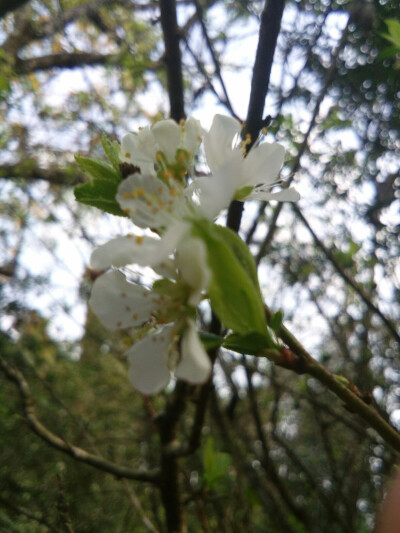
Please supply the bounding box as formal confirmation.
[0,357,161,485]
[159,0,185,121]
[0,0,30,19]
[262,307,400,453]
[292,206,400,346]
[227,0,286,233]
[0,163,84,186]
[16,51,124,73]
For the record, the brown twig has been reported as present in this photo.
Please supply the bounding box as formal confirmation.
[262,307,400,453]
[0,357,160,484]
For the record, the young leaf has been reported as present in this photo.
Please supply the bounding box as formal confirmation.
[75,154,121,183]
[269,309,283,335]
[192,219,267,335]
[101,132,121,172]
[74,154,126,216]
[223,331,275,355]
[199,331,224,351]
[210,223,259,288]
[74,180,127,217]
[202,436,231,490]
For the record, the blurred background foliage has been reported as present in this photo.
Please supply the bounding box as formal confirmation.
[0,0,399,531]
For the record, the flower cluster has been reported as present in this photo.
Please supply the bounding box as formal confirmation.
[88,115,299,394]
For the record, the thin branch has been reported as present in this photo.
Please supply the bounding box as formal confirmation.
[0,0,30,19]
[255,18,350,264]
[292,205,400,346]
[227,0,286,233]
[159,0,185,121]
[192,0,236,117]
[0,163,84,186]
[15,51,129,73]
[0,357,160,484]
[262,307,400,453]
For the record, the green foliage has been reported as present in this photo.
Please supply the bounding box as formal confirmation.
[101,132,121,172]
[74,154,126,216]
[380,19,400,65]
[192,219,269,336]
[202,436,231,491]
[381,19,400,49]
[223,331,276,355]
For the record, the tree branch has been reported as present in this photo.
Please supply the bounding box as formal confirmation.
[0,357,161,485]
[0,163,84,186]
[262,307,400,453]
[292,205,400,346]
[0,0,30,19]
[159,0,185,121]
[15,51,125,73]
[227,0,286,233]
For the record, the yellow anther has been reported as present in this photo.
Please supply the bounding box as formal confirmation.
[134,187,145,197]
[146,200,152,206]
[156,152,163,162]
[125,306,131,311]
[157,186,164,195]
[169,187,179,197]
[135,235,143,244]
[125,152,131,158]
[245,133,252,144]
[177,152,185,164]
[262,127,267,135]
[132,313,138,320]
[179,119,185,127]
[163,169,173,180]
[123,208,131,214]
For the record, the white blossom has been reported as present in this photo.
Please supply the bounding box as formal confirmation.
[89,238,212,394]
[192,114,300,219]
[120,117,202,174]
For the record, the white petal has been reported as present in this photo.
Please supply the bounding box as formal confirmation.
[175,321,212,384]
[151,120,182,162]
[249,187,300,203]
[191,151,242,220]
[117,174,185,228]
[136,127,157,162]
[244,142,285,187]
[176,238,210,307]
[127,326,173,394]
[89,270,156,330]
[120,133,155,175]
[90,235,161,270]
[204,114,241,172]
[183,117,203,155]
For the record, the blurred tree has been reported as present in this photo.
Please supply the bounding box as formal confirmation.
[0,0,399,531]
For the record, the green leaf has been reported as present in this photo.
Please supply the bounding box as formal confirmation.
[223,331,275,355]
[101,132,121,172]
[202,437,231,490]
[74,180,127,217]
[199,332,224,351]
[192,219,267,335]
[269,309,283,335]
[381,19,400,50]
[234,185,253,201]
[210,223,259,288]
[75,154,121,183]
[74,154,126,216]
